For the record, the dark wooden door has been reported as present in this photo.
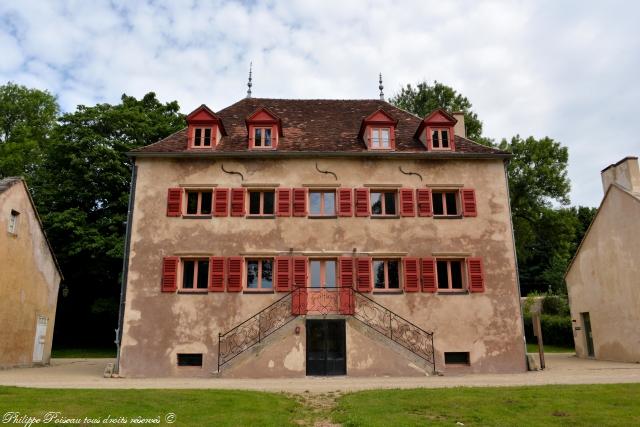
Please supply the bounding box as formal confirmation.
[581,312,595,357]
[306,319,346,376]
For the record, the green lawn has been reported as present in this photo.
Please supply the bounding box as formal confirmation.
[332,384,640,426]
[526,343,574,353]
[51,347,117,358]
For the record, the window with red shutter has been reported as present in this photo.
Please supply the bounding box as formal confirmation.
[467,257,485,292]
[209,257,225,292]
[161,257,179,292]
[338,257,354,314]
[214,188,229,217]
[276,188,292,217]
[399,188,416,217]
[292,188,307,216]
[166,188,183,217]
[416,189,433,217]
[355,257,372,292]
[402,258,420,292]
[337,188,353,217]
[230,188,246,217]
[274,257,292,292]
[354,188,370,217]
[292,257,308,315]
[226,257,243,291]
[461,188,477,217]
[421,257,437,292]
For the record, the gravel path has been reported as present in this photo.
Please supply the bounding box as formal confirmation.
[1,354,639,392]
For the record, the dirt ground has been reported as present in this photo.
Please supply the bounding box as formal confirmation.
[1,353,639,392]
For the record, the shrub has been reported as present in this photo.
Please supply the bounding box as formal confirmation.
[523,314,573,347]
[542,295,570,316]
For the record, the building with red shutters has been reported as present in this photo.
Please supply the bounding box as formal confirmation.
[116,97,527,377]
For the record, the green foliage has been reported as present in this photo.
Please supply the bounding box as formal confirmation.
[523,314,573,347]
[390,80,491,144]
[541,295,570,316]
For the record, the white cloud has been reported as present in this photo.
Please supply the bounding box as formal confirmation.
[1,0,639,206]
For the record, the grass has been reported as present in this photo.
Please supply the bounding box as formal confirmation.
[51,347,117,358]
[332,384,640,426]
[526,343,574,353]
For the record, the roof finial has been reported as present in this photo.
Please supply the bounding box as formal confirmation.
[246,62,253,98]
[378,72,384,101]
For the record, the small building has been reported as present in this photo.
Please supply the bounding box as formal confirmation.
[566,156,640,363]
[0,177,62,368]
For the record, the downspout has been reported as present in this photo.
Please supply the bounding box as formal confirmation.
[115,161,138,374]
[503,159,529,367]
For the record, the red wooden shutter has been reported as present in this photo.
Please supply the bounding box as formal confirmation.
[166,188,182,217]
[291,257,308,315]
[461,188,477,217]
[467,257,485,292]
[400,188,416,217]
[354,188,370,217]
[276,188,292,217]
[230,188,246,217]
[421,257,437,292]
[226,257,243,292]
[355,257,372,292]
[292,188,307,217]
[337,188,353,217]
[275,257,292,292]
[161,257,179,292]
[416,189,433,217]
[402,257,420,292]
[338,257,354,314]
[214,188,229,217]
[209,257,225,292]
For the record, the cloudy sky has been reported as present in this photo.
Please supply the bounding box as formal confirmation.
[1,0,638,207]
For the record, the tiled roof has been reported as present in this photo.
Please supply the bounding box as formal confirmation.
[131,98,508,157]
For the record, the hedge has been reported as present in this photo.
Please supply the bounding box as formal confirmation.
[523,314,574,347]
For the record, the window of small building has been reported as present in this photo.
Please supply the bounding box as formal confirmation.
[432,191,459,216]
[444,352,470,365]
[370,127,391,149]
[436,260,465,291]
[370,191,397,216]
[373,259,400,290]
[182,259,209,290]
[185,190,213,215]
[431,129,450,149]
[246,259,273,290]
[8,209,20,234]
[248,190,275,216]
[254,127,273,148]
[177,353,203,367]
[193,127,213,147]
[309,191,336,216]
[310,259,337,288]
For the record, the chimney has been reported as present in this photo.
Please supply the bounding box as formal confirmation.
[453,112,466,138]
[601,156,640,194]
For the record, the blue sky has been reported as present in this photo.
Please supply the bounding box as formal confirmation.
[1,0,639,207]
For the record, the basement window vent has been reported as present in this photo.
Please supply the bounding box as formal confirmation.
[177,353,203,367]
[444,352,470,365]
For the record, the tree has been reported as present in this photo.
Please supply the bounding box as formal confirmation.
[31,92,184,347]
[390,80,491,144]
[0,82,59,178]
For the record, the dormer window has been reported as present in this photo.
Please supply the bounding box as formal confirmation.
[185,104,226,150]
[253,127,273,148]
[360,109,398,151]
[246,107,282,150]
[193,127,213,148]
[415,109,457,152]
[431,129,450,150]
[370,127,391,149]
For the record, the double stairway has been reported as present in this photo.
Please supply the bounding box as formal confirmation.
[217,286,436,373]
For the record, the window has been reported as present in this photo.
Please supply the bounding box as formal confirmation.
[431,129,450,149]
[246,259,273,290]
[254,127,273,148]
[432,191,459,216]
[445,352,470,365]
[370,191,397,216]
[182,259,209,290]
[248,190,275,216]
[309,191,336,216]
[193,127,213,147]
[177,353,203,367]
[8,210,19,234]
[436,260,465,291]
[185,190,212,215]
[373,259,400,290]
[310,259,337,288]
[370,127,391,149]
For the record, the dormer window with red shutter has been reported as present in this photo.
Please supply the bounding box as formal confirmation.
[186,105,226,150]
[359,109,398,150]
[415,108,457,151]
[246,107,283,150]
